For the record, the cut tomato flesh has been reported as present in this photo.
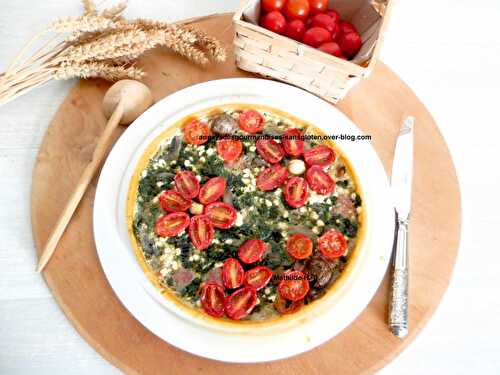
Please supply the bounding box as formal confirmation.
[278,271,310,301]
[175,170,200,199]
[303,145,335,167]
[222,258,244,289]
[224,287,257,320]
[159,190,191,212]
[155,212,190,237]
[201,283,225,317]
[306,165,335,195]
[238,239,267,264]
[284,177,308,208]
[318,229,347,258]
[198,177,226,204]
[188,215,214,250]
[204,202,237,229]
[244,266,273,290]
[256,164,288,191]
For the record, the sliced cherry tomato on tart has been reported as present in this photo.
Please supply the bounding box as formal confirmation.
[204,202,237,229]
[318,229,347,259]
[244,266,273,290]
[256,139,285,164]
[198,177,226,205]
[286,233,313,259]
[188,215,214,250]
[278,270,310,301]
[183,119,209,145]
[159,190,191,212]
[216,139,243,162]
[274,294,304,314]
[238,239,267,264]
[200,283,225,318]
[155,212,190,237]
[239,109,265,134]
[222,258,244,289]
[303,145,335,167]
[256,164,288,191]
[224,286,257,320]
[174,170,200,199]
[306,165,335,195]
[284,176,308,208]
[282,128,304,156]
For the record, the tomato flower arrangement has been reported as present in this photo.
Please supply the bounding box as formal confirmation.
[129,105,363,321]
[259,0,362,60]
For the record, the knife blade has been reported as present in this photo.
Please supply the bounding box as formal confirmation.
[388,116,415,338]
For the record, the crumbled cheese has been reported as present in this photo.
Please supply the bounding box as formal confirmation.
[299,207,307,213]
[311,212,319,220]
[184,160,191,167]
[312,227,320,234]
[249,146,256,152]
[235,212,244,226]
[224,239,233,245]
[206,148,215,156]
[265,199,272,207]
[316,220,325,227]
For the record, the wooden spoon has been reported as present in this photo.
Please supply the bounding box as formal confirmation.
[36,79,153,272]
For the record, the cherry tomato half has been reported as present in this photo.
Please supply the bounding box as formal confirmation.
[238,239,267,264]
[339,21,357,35]
[302,26,332,47]
[261,0,286,12]
[282,128,304,156]
[256,139,285,164]
[189,215,214,250]
[260,11,287,35]
[183,119,209,145]
[244,266,273,290]
[198,177,226,205]
[155,212,190,237]
[274,294,304,314]
[287,233,313,259]
[326,9,341,24]
[174,170,200,199]
[225,287,257,320]
[311,13,337,34]
[338,32,362,58]
[303,145,335,167]
[284,0,310,21]
[278,271,310,301]
[285,19,306,41]
[308,0,328,15]
[256,164,288,191]
[284,176,308,208]
[239,109,265,134]
[200,283,225,317]
[306,165,335,195]
[216,139,243,162]
[222,258,244,289]
[204,202,237,229]
[318,42,343,57]
[318,229,347,259]
[159,190,191,212]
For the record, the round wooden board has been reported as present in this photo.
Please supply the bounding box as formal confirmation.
[31,13,461,375]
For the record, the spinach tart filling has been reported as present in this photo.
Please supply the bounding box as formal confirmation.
[128,105,363,322]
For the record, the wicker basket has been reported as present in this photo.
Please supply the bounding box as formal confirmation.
[233,0,394,103]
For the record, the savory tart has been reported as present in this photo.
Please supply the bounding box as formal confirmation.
[127,104,364,322]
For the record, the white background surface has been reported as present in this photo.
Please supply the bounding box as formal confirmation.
[0,1,499,374]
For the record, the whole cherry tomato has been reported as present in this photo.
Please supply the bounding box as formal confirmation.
[284,0,310,21]
[339,21,357,35]
[339,32,362,58]
[285,19,306,41]
[308,0,328,15]
[302,27,332,47]
[261,0,286,12]
[318,42,343,57]
[311,13,337,34]
[261,11,287,34]
[326,9,341,23]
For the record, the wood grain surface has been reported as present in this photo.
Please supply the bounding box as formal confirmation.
[31,13,461,375]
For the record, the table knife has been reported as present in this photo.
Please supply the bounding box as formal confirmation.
[389,116,415,338]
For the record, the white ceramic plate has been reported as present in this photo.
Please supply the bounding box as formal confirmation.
[94,78,394,363]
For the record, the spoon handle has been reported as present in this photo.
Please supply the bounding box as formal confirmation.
[36,101,124,272]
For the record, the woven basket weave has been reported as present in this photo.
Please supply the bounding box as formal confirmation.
[233,0,394,103]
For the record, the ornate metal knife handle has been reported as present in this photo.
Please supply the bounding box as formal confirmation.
[389,217,409,338]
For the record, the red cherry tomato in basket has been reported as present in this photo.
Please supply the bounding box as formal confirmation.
[155,212,190,237]
[239,109,265,133]
[189,215,214,250]
[306,165,335,194]
[198,176,226,205]
[287,233,313,259]
[159,190,191,212]
[204,202,237,229]
[200,283,225,317]
[216,139,243,162]
[238,239,267,264]
[225,286,257,320]
[256,139,285,164]
[174,170,200,199]
[261,0,286,12]
[222,258,244,289]
[318,229,347,259]
[284,0,310,21]
[278,271,310,301]
[339,21,357,35]
[308,0,328,15]
[244,266,273,290]
[261,11,287,35]
[318,42,343,57]
[284,176,308,208]
[183,119,209,145]
[326,9,341,24]
[311,13,337,34]
[282,128,304,156]
[302,27,332,47]
[285,19,306,41]
[339,32,362,58]
[303,145,335,167]
[256,164,288,191]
